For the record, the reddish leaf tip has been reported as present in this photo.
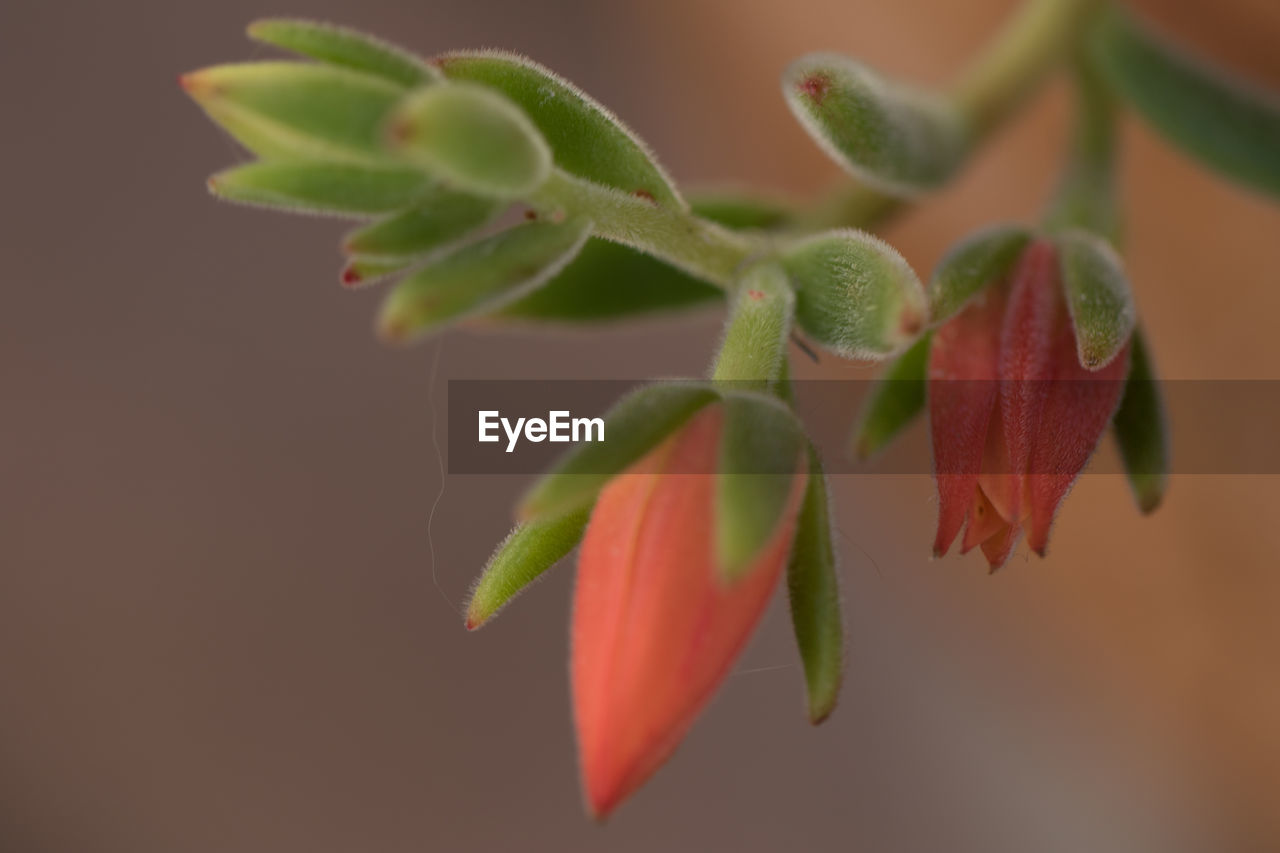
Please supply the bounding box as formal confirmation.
[632,189,657,205]
[387,117,415,146]
[178,71,215,99]
[341,266,363,287]
[797,73,831,105]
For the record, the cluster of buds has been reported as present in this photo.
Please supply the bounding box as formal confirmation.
[182,1,1280,815]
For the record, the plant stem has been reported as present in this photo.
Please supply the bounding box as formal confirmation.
[711,262,794,391]
[952,0,1107,135]
[1043,53,1121,242]
[800,0,1107,232]
[529,171,758,287]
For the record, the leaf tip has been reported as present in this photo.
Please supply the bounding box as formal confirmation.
[796,71,832,105]
[340,265,363,288]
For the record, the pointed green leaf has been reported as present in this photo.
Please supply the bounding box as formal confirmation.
[207,161,430,217]
[712,263,795,391]
[378,217,590,342]
[782,53,967,196]
[518,383,719,520]
[340,255,413,288]
[780,229,926,360]
[1092,8,1280,200]
[436,51,683,207]
[1055,228,1136,370]
[1112,327,1168,513]
[247,18,439,88]
[786,450,842,723]
[464,506,591,629]
[688,189,795,230]
[496,238,721,322]
[180,61,404,162]
[928,225,1032,324]
[386,82,552,198]
[716,393,807,581]
[853,330,931,459]
[342,190,502,259]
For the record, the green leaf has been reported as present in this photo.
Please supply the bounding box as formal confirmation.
[342,190,503,259]
[715,393,807,582]
[688,189,795,230]
[518,383,719,520]
[207,161,430,217]
[1112,327,1168,513]
[780,229,927,360]
[782,53,967,196]
[786,450,842,723]
[340,255,413,288]
[1092,8,1280,200]
[247,18,438,88]
[712,263,795,391]
[464,506,591,629]
[928,225,1031,325]
[436,51,684,207]
[378,217,590,342]
[180,61,404,162]
[1055,228,1136,370]
[386,82,552,198]
[852,330,931,459]
[496,238,721,322]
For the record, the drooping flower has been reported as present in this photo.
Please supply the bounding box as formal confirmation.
[929,236,1133,569]
[571,403,807,817]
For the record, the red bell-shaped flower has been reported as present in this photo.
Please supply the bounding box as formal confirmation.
[571,404,807,817]
[929,238,1132,569]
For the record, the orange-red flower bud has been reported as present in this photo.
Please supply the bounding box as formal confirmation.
[571,404,807,817]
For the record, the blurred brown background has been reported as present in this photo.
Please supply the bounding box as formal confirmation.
[3,0,1279,850]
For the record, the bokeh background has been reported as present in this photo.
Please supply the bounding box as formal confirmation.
[4,0,1280,850]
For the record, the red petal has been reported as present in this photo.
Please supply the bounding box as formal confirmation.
[996,240,1063,525]
[571,406,806,817]
[928,287,1005,556]
[1024,332,1131,554]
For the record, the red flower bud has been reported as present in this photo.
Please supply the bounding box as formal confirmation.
[929,240,1131,569]
[571,404,807,817]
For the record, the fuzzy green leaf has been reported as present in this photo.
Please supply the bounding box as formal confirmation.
[436,51,684,207]
[386,83,552,198]
[342,191,502,259]
[780,229,926,360]
[1055,228,1136,370]
[716,393,807,582]
[247,18,438,88]
[852,330,931,459]
[688,190,794,230]
[712,263,795,391]
[786,450,842,723]
[782,53,967,196]
[180,61,404,162]
[1092,8,1280,200]
[928,225,1032,324]
[1112,327,1168,513]
[207,161,430,217]
[464,506,591,629]
[518,383,719,521]
[496,238,721,322]
[378,218,590,342]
